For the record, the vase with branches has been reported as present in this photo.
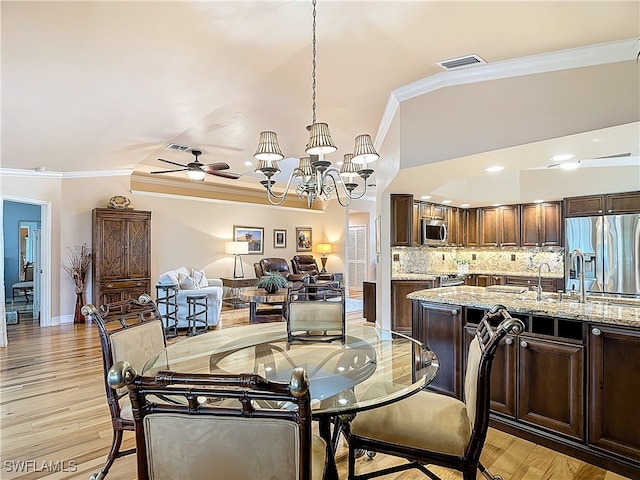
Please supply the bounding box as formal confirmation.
[62,243,92,323]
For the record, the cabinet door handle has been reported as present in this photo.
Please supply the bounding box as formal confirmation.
[607,209,612,213]
[451,309,458,315]
[520,340,528,348]
[505,337,513,346]
[106,283,113,288]
[591,328,602,336]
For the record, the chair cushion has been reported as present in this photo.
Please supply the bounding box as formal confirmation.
[143,414,325,479]
[350,389,472,457]
[288,302,343,331]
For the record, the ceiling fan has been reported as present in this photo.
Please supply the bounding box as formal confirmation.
[152,150,241,180]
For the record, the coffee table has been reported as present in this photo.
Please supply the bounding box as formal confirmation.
[240,288,288,323]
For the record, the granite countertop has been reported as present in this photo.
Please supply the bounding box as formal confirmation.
[407,286,640,328]
[391,271,564,281]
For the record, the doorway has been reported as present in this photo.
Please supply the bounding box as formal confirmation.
[2,197,51,328]
[347,225,367,291]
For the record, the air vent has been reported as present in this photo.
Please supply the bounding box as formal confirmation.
[165,143,191,152]
[436,54,486,70]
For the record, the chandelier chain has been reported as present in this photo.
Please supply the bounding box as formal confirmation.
[311,0,317,125]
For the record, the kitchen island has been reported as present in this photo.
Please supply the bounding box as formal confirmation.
[407,286,640,478]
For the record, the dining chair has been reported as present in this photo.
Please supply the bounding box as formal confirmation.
[81,294,166,480]
[107,361,327,480]
[344,304,525,480]
[286,283,346,343]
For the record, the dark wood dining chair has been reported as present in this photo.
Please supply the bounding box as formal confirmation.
[81,294,166,480]
[344,304,525,480]
[107,361,327,480]
[286,283,346,343]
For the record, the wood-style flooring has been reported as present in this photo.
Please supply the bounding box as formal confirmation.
[0,292,630,480]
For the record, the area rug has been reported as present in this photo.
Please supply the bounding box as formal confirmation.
[345,298,363,313]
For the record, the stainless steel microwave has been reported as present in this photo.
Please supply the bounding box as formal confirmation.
[421,218,448,246]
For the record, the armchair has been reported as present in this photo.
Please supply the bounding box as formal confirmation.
[254,258,309,285]
[157,267,223,328]
[291,255,338,282]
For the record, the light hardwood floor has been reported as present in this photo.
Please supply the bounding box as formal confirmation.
[0,294,630,480]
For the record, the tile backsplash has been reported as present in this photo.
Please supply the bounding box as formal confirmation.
[392,246,564,277]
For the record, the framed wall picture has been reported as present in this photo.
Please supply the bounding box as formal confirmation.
[295,227,312,252]
[273,229,287,249]
[233,225,264,255]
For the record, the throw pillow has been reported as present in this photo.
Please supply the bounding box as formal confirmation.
[159,271,179,286]
[178,272,196,290]
[192,269,208,289]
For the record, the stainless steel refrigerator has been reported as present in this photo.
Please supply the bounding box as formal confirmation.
[565,214,640,297]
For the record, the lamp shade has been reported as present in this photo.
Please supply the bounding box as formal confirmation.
[305,122,337,155]
[254,131,285,161]
[352,134,379,164]
[316,243,332,255]
[225,241,249,255]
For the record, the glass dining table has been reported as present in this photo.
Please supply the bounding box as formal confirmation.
[143,322,439,479]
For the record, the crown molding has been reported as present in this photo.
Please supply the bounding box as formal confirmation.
[0,168,133,179]
[375,37,638,153]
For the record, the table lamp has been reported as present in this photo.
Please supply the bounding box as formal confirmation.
[225,241,249,278]
[316,243,332,273]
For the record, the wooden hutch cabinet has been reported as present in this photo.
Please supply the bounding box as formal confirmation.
[92,208,151,307]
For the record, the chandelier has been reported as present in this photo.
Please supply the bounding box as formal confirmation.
[253,0,379,208]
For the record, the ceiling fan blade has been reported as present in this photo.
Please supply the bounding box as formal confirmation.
[158,158,188,168]
[151,168,188,174]
[592,152,631,160]
[206,170,242,179]
[202,162,231,172]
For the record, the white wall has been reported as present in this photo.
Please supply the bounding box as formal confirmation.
[1,173,348,323]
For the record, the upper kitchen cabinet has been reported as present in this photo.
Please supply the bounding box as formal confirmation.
[480,205,520,247]
[462,208,479,247]
[420,202,446,219]
[446,207,463,246]
[564,191,640,217]
[391,194,414,246]
[521,201,562,247]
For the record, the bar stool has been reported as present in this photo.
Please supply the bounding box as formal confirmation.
[155,283,179,338]
[186,293,208,336]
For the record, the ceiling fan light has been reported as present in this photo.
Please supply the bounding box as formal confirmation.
[559,161,580,170]
[305,123,337,155]
[187,169,206,181]
[352,134,379,164]
[254,131,284,161]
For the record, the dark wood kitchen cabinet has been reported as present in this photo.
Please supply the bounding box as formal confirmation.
[412,301,463,397]
[479,205,520,247]
[92,208,151,307]
[462,207,479,246]
[363,281,376,323]
[518,335,584,440]
[390,194,414,246]
[589,324,640,463]
[521,201,562,247]
[564,191,640,217]
[392,280,436,335]
[446,206,463,246]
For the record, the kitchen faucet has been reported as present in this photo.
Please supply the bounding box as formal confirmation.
[535,262,551,301]
[569,248,586,303]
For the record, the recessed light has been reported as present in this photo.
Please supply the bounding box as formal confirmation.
[243,161,253,167]
[551,154,574,162]
[460,203,470,208]
[484,166,504,173]
[492,203,501,207]
[533,199,544,203]
[559,161,580,170]
[442,200,452,204]
[420,195,432,200]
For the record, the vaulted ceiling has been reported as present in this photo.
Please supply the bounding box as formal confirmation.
[2,1,639,207]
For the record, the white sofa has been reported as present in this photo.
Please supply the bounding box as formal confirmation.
[157,267,224,329]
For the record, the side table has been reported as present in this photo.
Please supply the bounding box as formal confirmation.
[240,288,288,324]
[221,277,257,309]
[155,283,179,338]
[186,293,208,336]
